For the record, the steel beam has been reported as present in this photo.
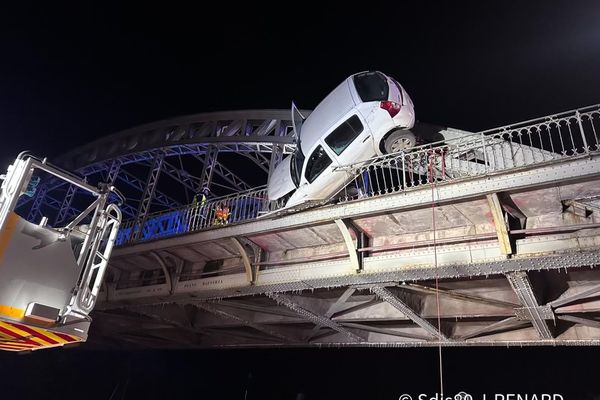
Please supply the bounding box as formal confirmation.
[506,271,554,339]
[265,292,363,343]
[325,288,356,318]
[456,317,530,340]
[403,283,519,309]
[128,309,195,331]
[268,143,284,178]
[199,146,218,194]
[55,109,300,171]
[26,183,47,223]
[308,288,356,339]
[251,119,279,137]
[334,219,361,272]
[36,192,82,221]
[161,155,256,200]
[149,252,174,295]
[243,151,270,174]
[161,159,200,197]
[106,159,122,184]
[193,302,294,342]
[40,193,62,209]
[211,159,253,192]
[340,322,431,341]
[308,330,340,342]
[332,299,381,318]
[117,168,180,210]
[215,300,301,319]
[132,152,165,241]
[230,237,255,284]
[106,250,600,303]
[557,314,600,329]
[487,193,512,255]
[193,152,253,193]
[371,286,447,341]
[54,184,77,225]
[549,284,600,308]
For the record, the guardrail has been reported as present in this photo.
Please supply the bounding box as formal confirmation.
[116,185,280,246]
[115,104,600,246]
[336,104,600,200]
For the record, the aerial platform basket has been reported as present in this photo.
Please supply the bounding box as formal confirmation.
[0,153,121,352]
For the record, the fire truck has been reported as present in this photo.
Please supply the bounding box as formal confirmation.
[0,153,121,352]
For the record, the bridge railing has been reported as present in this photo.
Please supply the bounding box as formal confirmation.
[115,185,283,246]
[115,104,600,246]
[335,104,600,201]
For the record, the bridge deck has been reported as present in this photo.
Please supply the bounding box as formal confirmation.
[93,152,600,348]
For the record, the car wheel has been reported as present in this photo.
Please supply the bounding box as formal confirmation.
[383,130,417,153]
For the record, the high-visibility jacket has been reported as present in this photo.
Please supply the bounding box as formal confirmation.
[192,193,208,208]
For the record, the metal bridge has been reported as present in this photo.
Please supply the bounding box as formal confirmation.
[17,105,600,348]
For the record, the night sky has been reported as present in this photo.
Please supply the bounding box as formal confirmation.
[1,2,600,399]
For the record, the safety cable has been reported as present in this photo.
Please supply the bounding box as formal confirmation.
[428,146,445,396]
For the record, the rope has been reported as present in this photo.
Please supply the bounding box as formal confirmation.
[428,146,445,396]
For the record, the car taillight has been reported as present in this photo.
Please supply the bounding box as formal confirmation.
[380,101,401,117]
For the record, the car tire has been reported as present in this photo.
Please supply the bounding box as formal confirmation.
[383,130,417,153]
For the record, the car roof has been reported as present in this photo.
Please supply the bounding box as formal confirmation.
[299,75,357,155]
[298,71,389,155]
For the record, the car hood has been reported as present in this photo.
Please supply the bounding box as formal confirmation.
[267,156,297,201]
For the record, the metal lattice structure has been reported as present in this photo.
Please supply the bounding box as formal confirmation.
[14,104,600,349]
[16,110,301,225]
[108,104,600,247]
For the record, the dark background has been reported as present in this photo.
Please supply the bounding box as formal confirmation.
[2,347,600,399]
[1,2,600,399]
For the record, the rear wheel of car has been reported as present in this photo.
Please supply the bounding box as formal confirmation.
[383,130,416,153]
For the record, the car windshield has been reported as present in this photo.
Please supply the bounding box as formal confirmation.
[290,148,304,188]
[353,72,389,102]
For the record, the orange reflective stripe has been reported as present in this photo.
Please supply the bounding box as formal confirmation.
[0,304,25,319]
[37,328,78,344]
[0,342,34,351]
[0,212,19,263]
[0,321,46,346]
[0,326,81,352]
[49,330,80,343]
[6,322,59,345]
[0,325,39,346]
[0,319,83,352]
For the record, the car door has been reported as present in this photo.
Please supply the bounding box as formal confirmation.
[322,113,373,167]
[305,144,342,199]
[291,101,306,141]
[288,144,340,204]
[292,114,373,204]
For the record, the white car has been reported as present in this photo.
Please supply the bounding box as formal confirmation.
[268,70,416,209]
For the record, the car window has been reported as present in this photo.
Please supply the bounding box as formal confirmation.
[305,145,333,183]
[324,115,364,156]
[291,101,306,140]
[290,149,304,188]
[353,72,389,102]
[391,78,404,104]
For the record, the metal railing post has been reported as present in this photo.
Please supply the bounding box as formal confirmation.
[576,111,590,154]
[481,132,489,174]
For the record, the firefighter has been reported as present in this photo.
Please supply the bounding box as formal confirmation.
[213,204,230,225]
[192,188,208,208]
[191,188,210,227]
